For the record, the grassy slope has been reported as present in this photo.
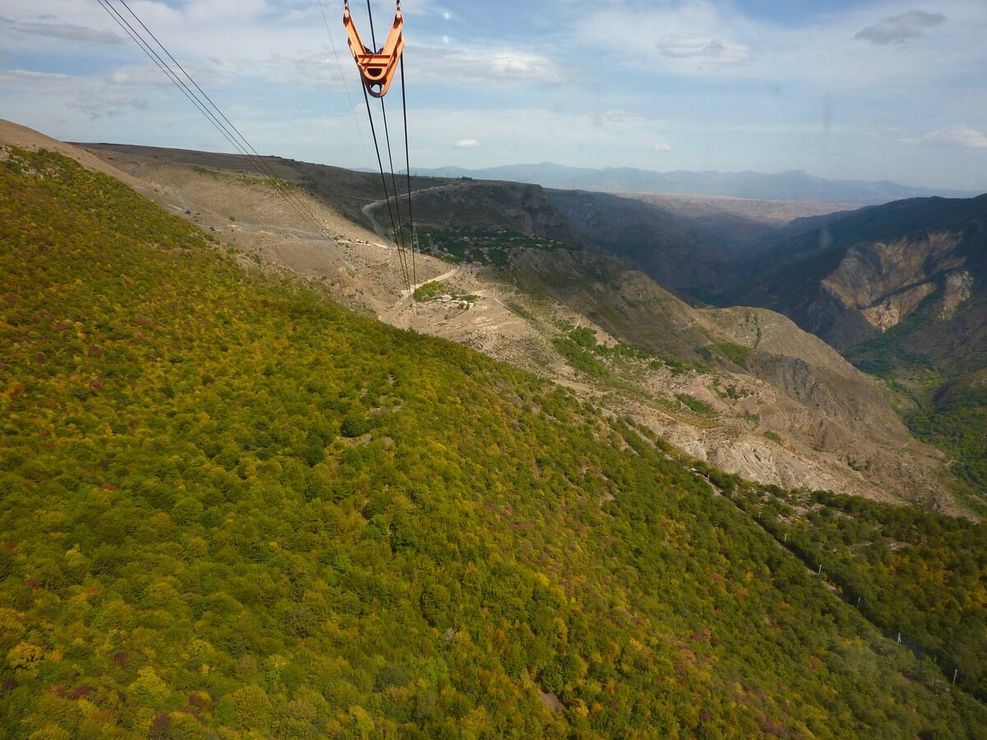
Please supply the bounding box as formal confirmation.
[1,148,985,737]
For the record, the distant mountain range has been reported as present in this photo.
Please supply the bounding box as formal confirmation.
[411,163,980,205]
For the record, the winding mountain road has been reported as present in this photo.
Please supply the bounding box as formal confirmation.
[360,182,464,238]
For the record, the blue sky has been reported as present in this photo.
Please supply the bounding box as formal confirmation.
[1,0,986,190]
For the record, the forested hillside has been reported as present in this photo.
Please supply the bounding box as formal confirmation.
[2,147,985,737]
[723,479,987,701]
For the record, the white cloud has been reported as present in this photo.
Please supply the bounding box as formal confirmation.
[866,126,904,139]
[409,45,563,85]
[574,3,755,76]
[656,35,750,65]
[398,107,678,171]
[919,126,987,149]
[0,67,149,123]
[0,69,73,84]
[454,138,479,149]
[69,91,149,120]
[572,0,986,89]
[855,10,945,45]
[0,16,121,44]
[653,141,672,152]
[400,0,440,17]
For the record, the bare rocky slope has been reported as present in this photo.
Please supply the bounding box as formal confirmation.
[4,124,962,511]
[731,194,987,364]
[725,192,987,504]
[512,247,946,506]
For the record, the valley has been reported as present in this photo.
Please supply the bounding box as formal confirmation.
[724,193,987,508]
[75,134,963,514]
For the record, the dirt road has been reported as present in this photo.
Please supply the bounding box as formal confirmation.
[380,266,460,323]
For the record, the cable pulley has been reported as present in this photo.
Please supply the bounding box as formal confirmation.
[343,0,405,99]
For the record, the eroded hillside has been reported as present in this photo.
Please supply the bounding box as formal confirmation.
[734,195,987,356]
[730,193,987,503]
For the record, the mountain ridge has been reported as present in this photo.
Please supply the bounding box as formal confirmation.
[728,191,987,501]
[412,162,980,205]
[732,193,987,355]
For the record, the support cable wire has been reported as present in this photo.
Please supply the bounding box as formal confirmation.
[399,55,417,287]
[350,0,414,293]
[379,97,408,255]
[115,0,328,237]
[361,83,411,291]
[96,1,244,161]
[365,0,379,50]
[97,0,337,250]
[115,0,323,231]
[116,0,298,199]
[361,0,416,294]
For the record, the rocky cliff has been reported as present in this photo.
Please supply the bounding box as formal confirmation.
[735,195,987,364]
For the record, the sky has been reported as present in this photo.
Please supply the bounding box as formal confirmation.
[1,0,986,190]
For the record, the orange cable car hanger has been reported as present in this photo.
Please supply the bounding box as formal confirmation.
[343,0,405,98]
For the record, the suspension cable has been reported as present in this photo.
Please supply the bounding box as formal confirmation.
[348,0,415,293]
[365,0,379,50]
[379,96,407,254]
[317,0,371,165]
[97,0,338,250]
[100,0,290,206]
[399,55,417,288]
[361,83,411,291]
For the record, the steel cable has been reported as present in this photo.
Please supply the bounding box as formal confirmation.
[97,0,340,251]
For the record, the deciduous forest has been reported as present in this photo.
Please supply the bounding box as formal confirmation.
[2,148,985,737]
